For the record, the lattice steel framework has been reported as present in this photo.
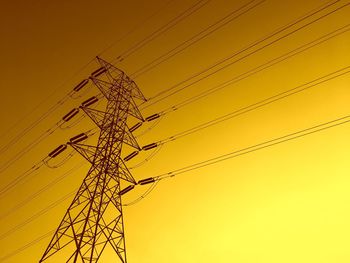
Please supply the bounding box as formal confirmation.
[40,57,146,263]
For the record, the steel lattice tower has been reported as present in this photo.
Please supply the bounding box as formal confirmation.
[40,57,146,263]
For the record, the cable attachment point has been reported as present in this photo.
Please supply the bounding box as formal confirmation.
[138,177,155,185]
[48,144,67,158]
[73,79,89,92]
[119,185,135,196]
[68,133,88,145]
[81,96,99,108]
[62,108,80,122]
[141,142,158,151]
[90,67,107,78]
[129,122,143,133]
[124,151,139,162]
[145,113,160,122]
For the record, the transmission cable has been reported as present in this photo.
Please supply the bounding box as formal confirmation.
[0,0,175,157]
[0,230,55,262]
[142,0,348,109]
[0,162,85,221]
[2,113,349,262]
[0,93,103,173]
[154,114,350,181]
[130,0,265,78]
[0,75,97,157]
[123,180,160,206]
[0,160,44,198]
[0,127,98,198]
[152,65,350,146]
[0,58,96,142]
[155,23,350,117]
[0,189,76,241]
[97,0,175,57]
[112,0,211,63]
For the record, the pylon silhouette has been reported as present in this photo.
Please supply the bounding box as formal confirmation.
[40,57,146,263]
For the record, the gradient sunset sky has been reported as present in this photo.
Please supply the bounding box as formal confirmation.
[0,0,350,262]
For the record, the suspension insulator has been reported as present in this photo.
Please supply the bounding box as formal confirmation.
[124,151,139,162]
[119,185,135,196]
[129,122,142,132]
[73,79,89,92]
[138,177,155,185]
[145,113,160,122]
[69,133,88,144]
[81,96,99,108]
[142,143,158,151]
[48,144,67,158]
[91,67,107,78]
[62,108,79,122]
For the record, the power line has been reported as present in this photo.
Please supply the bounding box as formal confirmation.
[0,58,96,142]
[0,128,97,198]
[0,1,177,157]
[0,190,76,241]
[0,1,174,156]
[142,0,347,109]
[155,114,350,181]
[112,0,211,63]
[0,1,208,161]
[0,230,55,262]
[157,23,350,116]
[96,0,175,57]
[130,0,265,78]
[0,163,85,220]
[0,97,99,173]
[154,65,350,146]
[0,124,58,173]
[0,161,44,198]
[0,71,96,158]
[2,114,349,262]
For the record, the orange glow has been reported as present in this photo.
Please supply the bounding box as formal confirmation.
[0,0,350,262]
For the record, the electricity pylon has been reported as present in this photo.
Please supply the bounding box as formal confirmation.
[40,57,146,263]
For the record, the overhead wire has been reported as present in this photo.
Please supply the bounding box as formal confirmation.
[3,0,342,177]
[1,2,349,260]
[0,160,44,198]
[155,114,350,181]
[141,0,348,109]
[0,122,62,173]
[0,0,210,172]
[43,150,77,169]
[0,162,85,220]
[112,0,211,63]
[0,61,98,158]
[129,144,164,169]
[2,0,346,176]
[156,23,350,117]
[2,114,350,262]
[0,57,96,142]
[134,115,163,138]
[0,230,55,262]
[130,0,265,78]
[0,127,98,198]
[0,189,76,241]
[0,0,177,159]
[153,65,350,146]
[0,0,182,160]
[123,180,160,206]
[0,93,104,173]
[96,0,175,57]
[0,112,92,173]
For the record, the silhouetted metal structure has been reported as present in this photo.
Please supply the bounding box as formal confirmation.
[40,57,146,262]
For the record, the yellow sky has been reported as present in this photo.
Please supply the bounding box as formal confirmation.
[0,0,350,262]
